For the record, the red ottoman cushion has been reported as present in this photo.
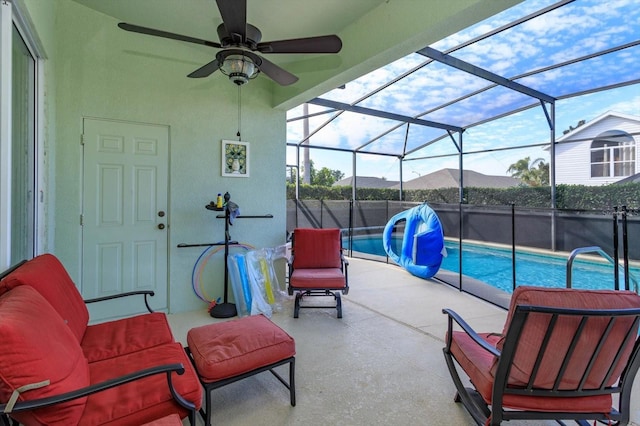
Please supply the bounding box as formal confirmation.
[187,315,295,383]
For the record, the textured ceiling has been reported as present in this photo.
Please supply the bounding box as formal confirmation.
[70,0,385,66]
[70,0,522,109]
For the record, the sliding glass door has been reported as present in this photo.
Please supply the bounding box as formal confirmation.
[10,24,35,262]
[0,0,42,269]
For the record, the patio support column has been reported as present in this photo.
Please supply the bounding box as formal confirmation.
[550,102,557,251]
[549,102,557,209]
[295,145,300,227]
[302,103,310,184]
[399,156,403,201]
[458,131,464,292]
[458,132,464,203]
[352,151,356,203]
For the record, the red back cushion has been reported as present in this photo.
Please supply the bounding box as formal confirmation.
[292,228,342,269]
[0,254,89,342]
[0,285,90,424]
[495,286,640,389]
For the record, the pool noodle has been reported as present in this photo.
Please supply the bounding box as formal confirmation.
[227,254,249,317]
[235,254,252,310]
[260,258,275,304]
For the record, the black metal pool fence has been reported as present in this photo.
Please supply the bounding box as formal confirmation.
[286,199,639,268]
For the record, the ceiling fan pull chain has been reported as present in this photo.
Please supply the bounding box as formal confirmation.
[237,84,242,140]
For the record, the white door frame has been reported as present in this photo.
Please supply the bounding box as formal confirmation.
[0,0,46,269]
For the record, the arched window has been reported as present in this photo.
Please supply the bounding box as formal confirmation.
[590,130,635,178]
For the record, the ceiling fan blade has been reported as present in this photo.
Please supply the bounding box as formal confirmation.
[216,0,247,42]
[187,59,222,78]
[257,35,342,54]
[257,56,299,86]
[118,23,221,48]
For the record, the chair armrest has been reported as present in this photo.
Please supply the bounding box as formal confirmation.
[84,290,156,313]
[0,363,195,415]
[442,308,501,357]
[340,252,349,266]
[0,260,27,280]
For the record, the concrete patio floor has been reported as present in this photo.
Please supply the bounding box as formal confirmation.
[168,257,640,426]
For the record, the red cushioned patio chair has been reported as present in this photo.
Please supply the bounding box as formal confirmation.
[287,228,349,318]
[442,286,640,426]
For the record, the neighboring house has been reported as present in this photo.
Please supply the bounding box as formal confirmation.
[615,173,640,184]
[333,176,400,188]
[392,168,521,190]
[553,112,640,186]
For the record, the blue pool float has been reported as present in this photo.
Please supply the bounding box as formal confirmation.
[383,203,446,279]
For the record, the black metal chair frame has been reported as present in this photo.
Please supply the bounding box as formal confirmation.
[0,259,197,426]
[185,347,295,426]
[289,256,349,318]
[287,231,349,318]
[443,305,640,426]
[0,364,197,426]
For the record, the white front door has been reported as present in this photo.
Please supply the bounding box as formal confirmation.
[82,118,169,320]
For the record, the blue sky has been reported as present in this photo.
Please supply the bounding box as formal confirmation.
[286,0,640,181]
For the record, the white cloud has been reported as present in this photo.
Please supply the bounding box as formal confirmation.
[286,0,639,178]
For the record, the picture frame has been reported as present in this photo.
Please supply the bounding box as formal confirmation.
[221,140,250,177]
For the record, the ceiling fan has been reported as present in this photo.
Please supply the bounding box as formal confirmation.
[118,0,342,86]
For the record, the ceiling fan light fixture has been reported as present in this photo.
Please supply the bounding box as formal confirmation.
[219,53,259,86]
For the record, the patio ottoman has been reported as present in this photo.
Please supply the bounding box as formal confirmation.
[186,314,296,426]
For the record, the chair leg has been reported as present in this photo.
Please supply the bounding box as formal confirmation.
[336,292,342,318]
[294,292,302,318]
[289,357,296,406]
[442,348,490,425]
[187,409,196,426]
[199,387,212,426]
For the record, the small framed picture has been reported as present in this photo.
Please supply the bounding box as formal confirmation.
[221,140,250,177]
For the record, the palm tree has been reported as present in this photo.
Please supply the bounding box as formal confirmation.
[507,156,548,186]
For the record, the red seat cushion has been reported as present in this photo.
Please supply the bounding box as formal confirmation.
[451,286,640,414]
[141,413,183,426]
[82,312,175,362]
[449,332,501,401]
[450,330,613,413]
[81,342,202,426]
[0,253,89,342]
[0,286,90,425]
[187,315,295,383]
[290,268,346,289]
[292,228,342,269]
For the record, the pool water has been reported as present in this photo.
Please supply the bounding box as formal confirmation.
[346,236,639,293]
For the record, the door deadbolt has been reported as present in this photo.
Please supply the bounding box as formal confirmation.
[158,211,165,217]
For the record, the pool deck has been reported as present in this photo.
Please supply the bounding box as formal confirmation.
[168,257,640,426]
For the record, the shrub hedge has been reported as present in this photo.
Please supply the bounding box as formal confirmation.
[286,183,640,211]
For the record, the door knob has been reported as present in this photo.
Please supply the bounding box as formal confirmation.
[158,223,165,230]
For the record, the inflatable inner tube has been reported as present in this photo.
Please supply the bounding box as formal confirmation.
[382,203,446,279]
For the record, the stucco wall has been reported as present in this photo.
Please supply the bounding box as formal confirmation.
[25,0,287,314]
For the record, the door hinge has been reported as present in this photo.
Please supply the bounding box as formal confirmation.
[80,214,84,226]
[80,134,85,145]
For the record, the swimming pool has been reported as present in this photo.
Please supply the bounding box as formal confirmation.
[346,235,639,293]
